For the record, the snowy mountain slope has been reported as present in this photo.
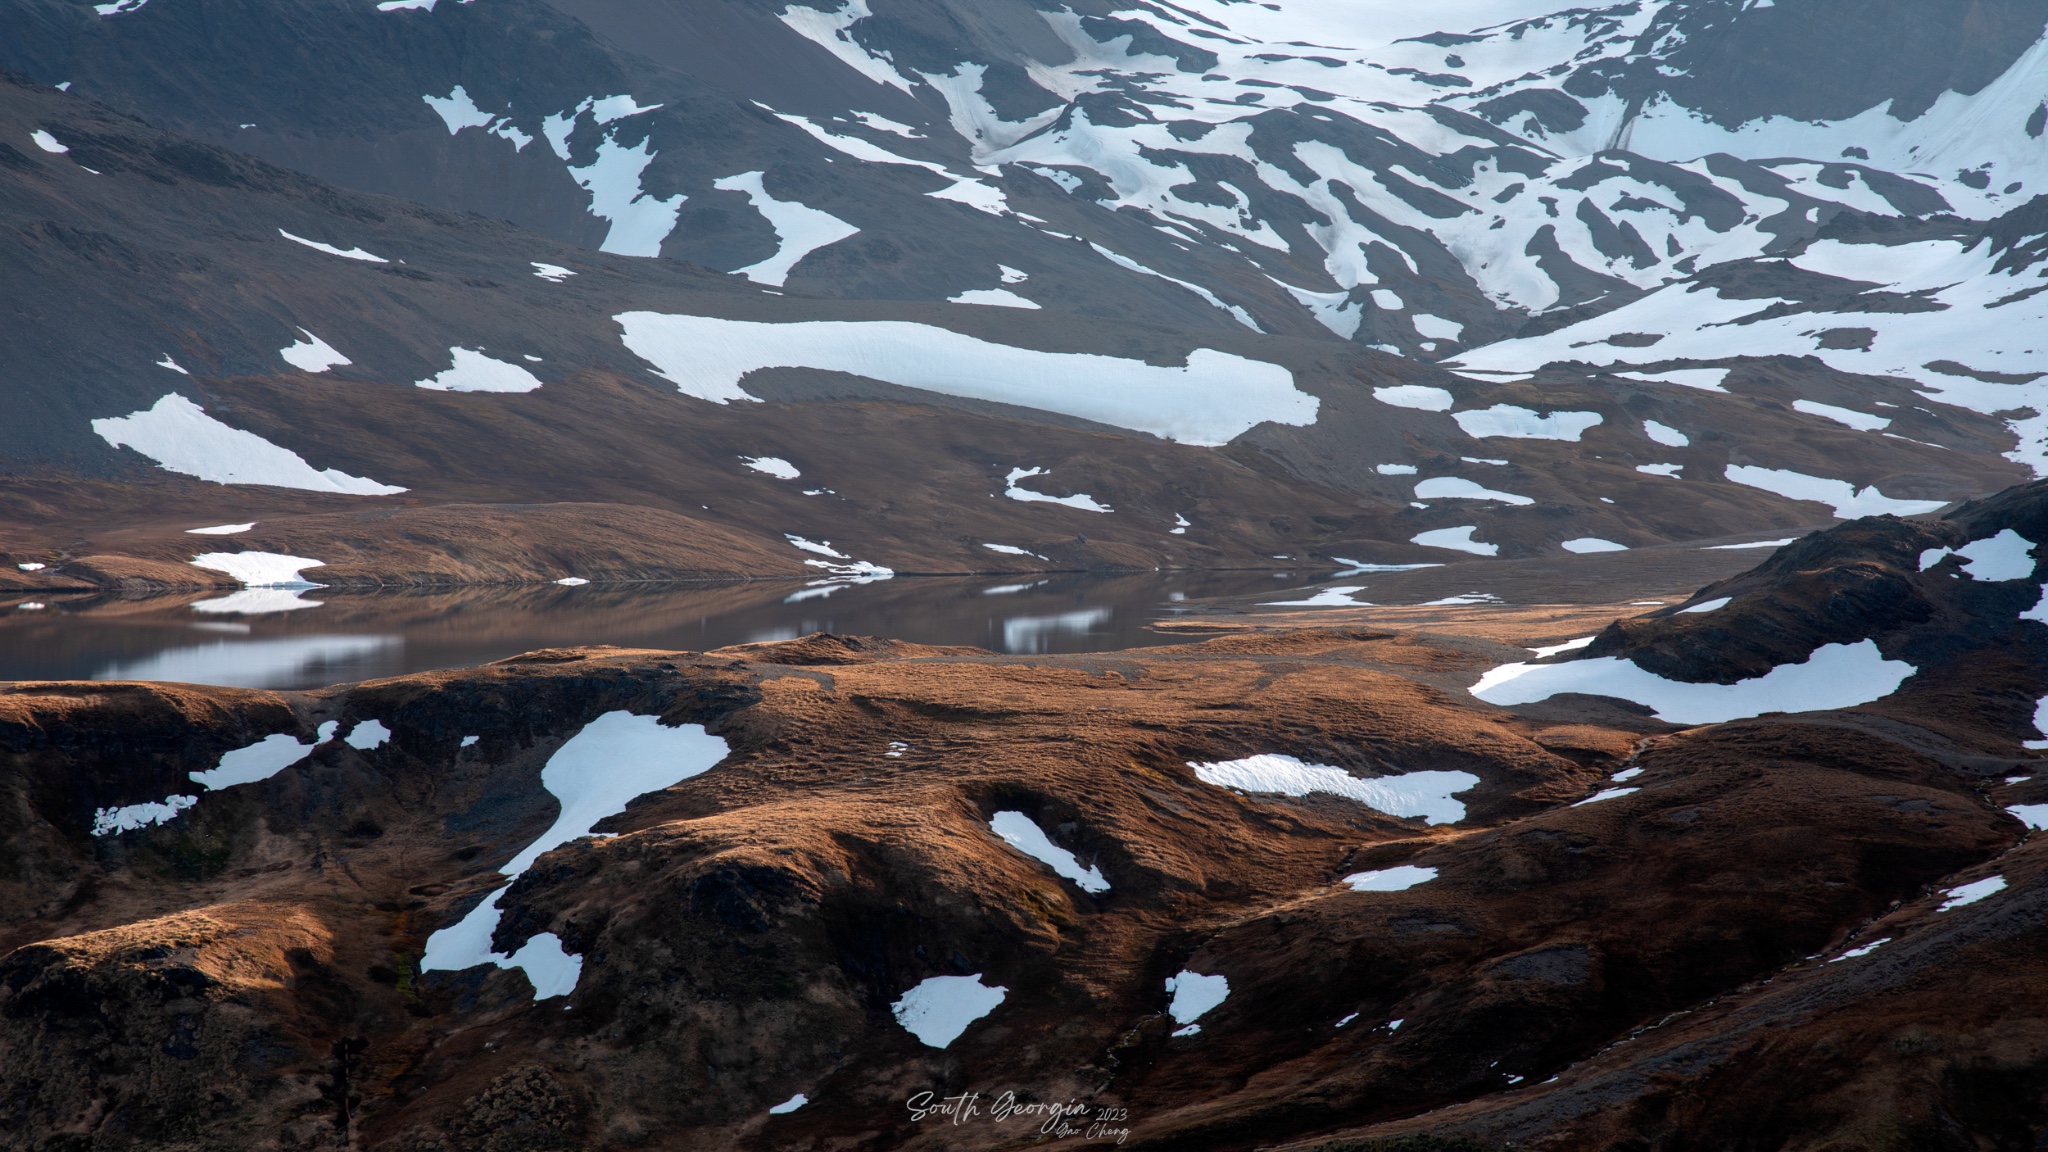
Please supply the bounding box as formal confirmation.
[2,0,2045,577]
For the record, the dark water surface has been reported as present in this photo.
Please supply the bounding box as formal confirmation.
[0,571,1313,689]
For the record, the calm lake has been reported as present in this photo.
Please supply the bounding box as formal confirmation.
[0,570,1318,689]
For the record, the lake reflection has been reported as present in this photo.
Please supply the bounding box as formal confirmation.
[0,571,1293,689]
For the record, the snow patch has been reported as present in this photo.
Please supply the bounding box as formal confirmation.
[1793,399,1891,432]
[186,523,254,535]
[892,974,1007,1048]
[1918,529,2036,581]
[1374,385,1453,411]
[280,329,350,373]
[279,229,387,263]
[1644,420,1688,447]
[1415,477,1533,505]
[1343,865,1436,891]
[1472,638,1915,724]
[989,810,1109,893]
[422,713,729,999]
[1572,786,1639,806]
[190,728,331,790]
[532,262,574,281]
[415,347,543,393]
[29,129,66,153]
[1679,596,1732,614]
[1938,875,2006,910]
[1455,405,1602,441]
[1005,467,1111,512]
[948,288,1040,309]
[1165,970,1229,1026]
[742,456,801,479]
[2006,804,2048,830]
[1411,526,1496,556]
[1562,538,1627,553]
[1189,753,1477,824]
[344,719,390,750]
[714,171,859,286]
[190,551,324,587]
[1725,466,1947,518]
[568,131,685,258]
[92,795,197,836]
[614,313,1313,445]
[769,1094,808,1115]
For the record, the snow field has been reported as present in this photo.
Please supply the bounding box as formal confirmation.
[615,312,1314,445]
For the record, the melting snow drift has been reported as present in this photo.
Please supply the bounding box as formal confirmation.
[93,394,405,494]
[415,348,543,393]
[1190,754,1477,824]
[614,312,1314,445]
[989,810,1109,893]
[1472,639,1915,724]
[422,712,728,999]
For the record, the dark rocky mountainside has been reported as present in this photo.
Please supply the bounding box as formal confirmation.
[4,483,2046,1149]
[3,0,2047,588]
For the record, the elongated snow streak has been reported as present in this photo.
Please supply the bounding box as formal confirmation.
[421,712,728,999]
[92,393,405,495]
[1414,477,1533,505]
[1471,638,1914,724]
[1189,753,1477,824]
[1343,865,1436,891]
[615,312,1314,445]
[1005,467,1111,512]
[989,811,1109,892]
[1725,466,1948,518]
[278,228,387,263]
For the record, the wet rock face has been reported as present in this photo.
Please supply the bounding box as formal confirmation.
[1,494,2045,1151]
